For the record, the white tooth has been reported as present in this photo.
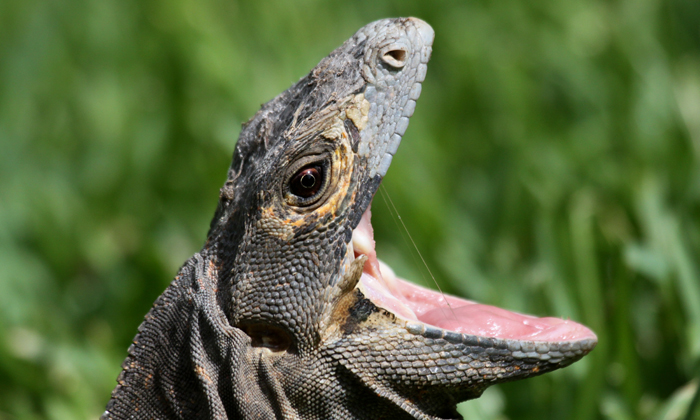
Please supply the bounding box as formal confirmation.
[352,229,373,255]
[378,259,401,295]
[378,260,396,282]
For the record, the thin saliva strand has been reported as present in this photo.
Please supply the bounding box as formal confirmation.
[378,186,458,322]
[378,187,433,297]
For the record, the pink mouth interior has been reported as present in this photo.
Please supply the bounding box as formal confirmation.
[352,205,596,342]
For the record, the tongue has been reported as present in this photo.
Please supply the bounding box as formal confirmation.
[351,205,596,342]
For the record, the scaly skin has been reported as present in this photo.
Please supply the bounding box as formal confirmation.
[103,18,595,420]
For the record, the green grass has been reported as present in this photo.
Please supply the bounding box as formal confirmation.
[1,0,698,419]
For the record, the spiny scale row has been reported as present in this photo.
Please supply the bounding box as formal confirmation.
[405,322,596,363]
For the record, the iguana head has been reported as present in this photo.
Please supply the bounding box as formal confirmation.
[205,17,596,420]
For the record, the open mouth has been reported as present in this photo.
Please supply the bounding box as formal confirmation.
[351,204,597,344]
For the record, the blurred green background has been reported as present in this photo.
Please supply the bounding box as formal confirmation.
[1,0,699,419]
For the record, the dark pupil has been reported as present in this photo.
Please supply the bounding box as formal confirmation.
[300,172,316,189]
[290,166,323,198]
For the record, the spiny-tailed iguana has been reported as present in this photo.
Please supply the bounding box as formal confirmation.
[103,18,596,420]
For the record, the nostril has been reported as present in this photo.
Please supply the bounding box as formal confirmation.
[382,49,407,68]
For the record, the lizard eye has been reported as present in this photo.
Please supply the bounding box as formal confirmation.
[285,160,330,207]
[290,166,322,198]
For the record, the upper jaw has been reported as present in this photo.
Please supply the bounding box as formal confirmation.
[355,18,434,179]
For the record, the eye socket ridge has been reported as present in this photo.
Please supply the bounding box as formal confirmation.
[284,156,331,208]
